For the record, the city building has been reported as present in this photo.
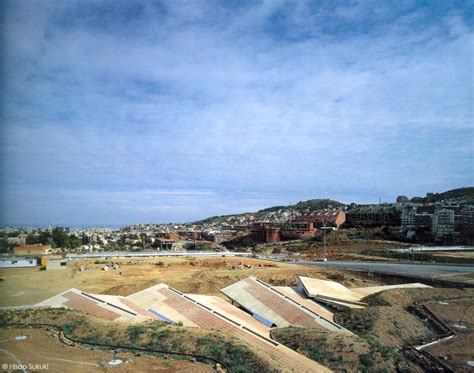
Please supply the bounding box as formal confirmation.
[13,244,52,256]
[0,257,39,268]
[156,238,174,251]
[45,258,68,270]
[400,207,416,228]
[295,211,346,229]
[280,221,317,240]
[431,209,455,240]
[461,208,474,239]
[414,213,432,231]
[345,205,401,227]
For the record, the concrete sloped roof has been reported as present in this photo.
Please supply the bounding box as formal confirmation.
[126,283,196,326]
[35,288,142,323]
[272,286,335,321]
[299,276,431,309]
[127,283,331,372]
[185,294,270,337]
[221,276,346,333]
[298,276,366,305]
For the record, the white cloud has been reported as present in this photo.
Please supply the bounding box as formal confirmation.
[1,0,473,225]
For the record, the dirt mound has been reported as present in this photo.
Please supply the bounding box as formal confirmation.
[364,287,474,308]
[104,279,161,296]
[0,328,213,372]
[258,270,374,288]
[271,327,420,372]
[336,305,432,347]
[0,308,268,373]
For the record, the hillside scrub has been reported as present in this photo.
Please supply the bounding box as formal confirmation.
[273,288,474,372]
[0,308,269,373]
[271,327,418,373]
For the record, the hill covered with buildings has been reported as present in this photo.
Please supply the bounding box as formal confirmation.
[191,187,474,246]
[192,199,345,225]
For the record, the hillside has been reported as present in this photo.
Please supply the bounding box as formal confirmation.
[192,186,474,226]
[192,199,345,225]
[410,187,474,203]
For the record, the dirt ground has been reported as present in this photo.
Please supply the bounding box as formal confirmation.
[433,252,474,259]
[331,288,474,372]
[431,252,474,265]
[0,257,378,306]
[423,299,474,372]
[0,328,212,372]
[424,330,474,373]
[425,299,474,328]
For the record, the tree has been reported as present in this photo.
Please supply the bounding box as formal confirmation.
[68,235,83,250]
[0,238,10,253]
[52,227,69,248]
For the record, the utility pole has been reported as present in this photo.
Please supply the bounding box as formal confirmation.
[320,220,332,261]
[323,221,327,259]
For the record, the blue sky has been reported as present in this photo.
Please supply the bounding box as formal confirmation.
[1,0,473,226]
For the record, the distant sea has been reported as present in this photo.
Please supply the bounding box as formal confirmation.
[0,223,126,229]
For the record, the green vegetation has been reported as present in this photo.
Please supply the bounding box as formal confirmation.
[271,327,393,372]
[184,242,213,251]
[0,237,12,253]
[336,311,375,337]
[63,320,81,334]
[272,325,414,372]
[126,323,147,343]
[0,308,269,373]
[24,227,84,250]
[194,333,265,373]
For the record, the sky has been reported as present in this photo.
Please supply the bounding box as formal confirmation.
[1,0,473,227]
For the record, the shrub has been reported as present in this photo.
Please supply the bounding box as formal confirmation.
[63,320,80,334]
[359,352,375,368]
[126,324,147,343]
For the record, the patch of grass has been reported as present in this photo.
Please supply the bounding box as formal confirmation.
[63,320,80,334]
[126,324,147,343]
[358,352,375,368]
[337,310,375,336]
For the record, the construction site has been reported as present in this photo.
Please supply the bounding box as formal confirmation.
[1,256,473,372]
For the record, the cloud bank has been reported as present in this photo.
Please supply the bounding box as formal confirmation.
[1,0,473,226]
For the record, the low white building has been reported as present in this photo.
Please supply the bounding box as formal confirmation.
[0,257,38,268]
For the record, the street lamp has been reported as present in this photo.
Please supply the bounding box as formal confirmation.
[320,221,333,261]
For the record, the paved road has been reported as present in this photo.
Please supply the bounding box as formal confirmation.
[299,261,474,280]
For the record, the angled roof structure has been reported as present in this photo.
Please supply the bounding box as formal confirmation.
[298,276,366,306]
[35,288,148,323]
[271,286,335,321]
[185,294,270,337]
[298,276,431,310]
[221,277,346,333]
[126,283,330,372]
